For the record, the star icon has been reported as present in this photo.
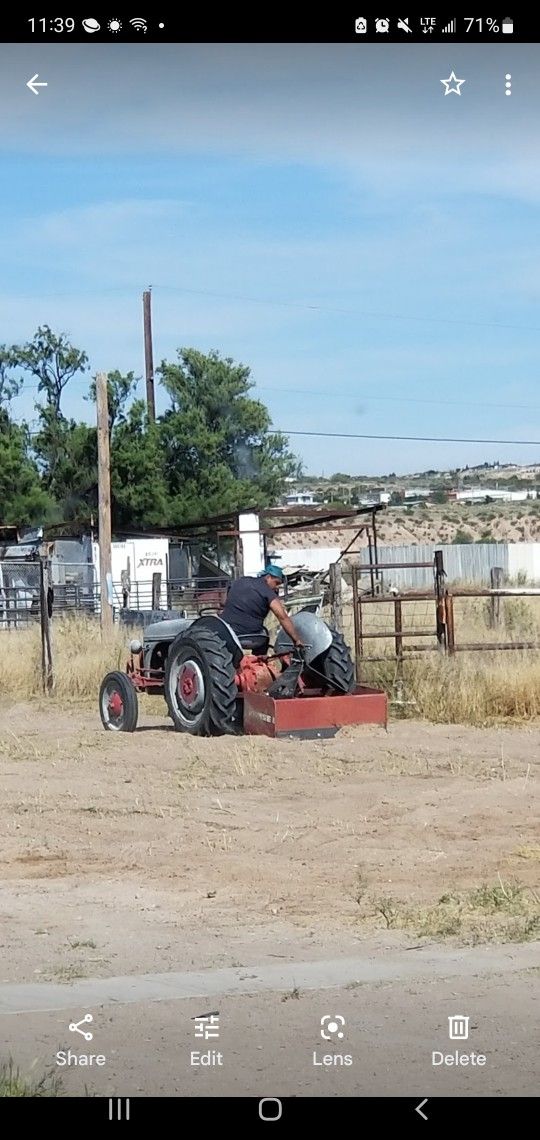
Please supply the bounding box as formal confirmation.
[441,71,466,95]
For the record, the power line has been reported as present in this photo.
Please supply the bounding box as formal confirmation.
[15,425,540,449]
[279,429,540,447]
[259,386,540,414]
[151,285,540,334]
[10,379,540,417]
[4,281,540,334]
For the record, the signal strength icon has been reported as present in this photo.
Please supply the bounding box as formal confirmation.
[130,17,147,32]
[442,19,457,34]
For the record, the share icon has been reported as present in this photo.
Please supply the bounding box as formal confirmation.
[69,1013,94,1041]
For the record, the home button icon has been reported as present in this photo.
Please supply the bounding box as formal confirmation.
[258,1098,283,1121]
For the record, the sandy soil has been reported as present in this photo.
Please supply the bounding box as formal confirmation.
[0,703,538,987]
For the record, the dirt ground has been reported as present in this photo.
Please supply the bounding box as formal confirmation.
[0,700,539,986]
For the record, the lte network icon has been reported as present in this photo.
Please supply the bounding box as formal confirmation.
[448,1014,469,1040]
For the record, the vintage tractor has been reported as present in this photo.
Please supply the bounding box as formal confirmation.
[98,610,387,739]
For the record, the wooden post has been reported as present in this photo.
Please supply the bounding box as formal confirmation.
[39,559,46,692]
[394,597,403,661]
[434,549,447,649]
[143,289,156,422]
[366,533,375,597]
[352,566,362,682]
[329,562,343,633]
[39,558,54,693]
[96,371,113,635]
[372,509,380,590]
[152,572,162,610]
[489,567,503,628]
[445,593,456,655]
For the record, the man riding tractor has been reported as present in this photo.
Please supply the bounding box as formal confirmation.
[98,564,358,737]
[220,563,303,657]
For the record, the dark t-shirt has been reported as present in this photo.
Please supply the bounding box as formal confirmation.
[221,576,277,635]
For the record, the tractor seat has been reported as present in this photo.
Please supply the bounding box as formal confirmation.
[236,631,270,655]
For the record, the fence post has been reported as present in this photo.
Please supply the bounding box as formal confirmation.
[445,593,456,655]
[489,567,503,628]
[367,533,375,596]
[329,562,343,633]
[351,566,362,682]
[434,549,447,649]
[394,597,403,661]
[39,558,54,693]
[152,572,162,611]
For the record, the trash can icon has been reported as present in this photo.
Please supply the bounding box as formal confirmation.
[502,17,514,34]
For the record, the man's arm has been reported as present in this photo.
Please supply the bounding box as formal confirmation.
[269,598,304,645]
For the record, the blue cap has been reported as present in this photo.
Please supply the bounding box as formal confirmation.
[259,563,284,580]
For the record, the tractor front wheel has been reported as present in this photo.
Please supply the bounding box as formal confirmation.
[164,630,238,735]
[99,671,139,732]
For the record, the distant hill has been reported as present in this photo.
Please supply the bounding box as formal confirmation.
[273,501,540,555]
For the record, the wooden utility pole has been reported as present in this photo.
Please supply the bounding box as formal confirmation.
[143,288,156,422]
[96,371,114,634]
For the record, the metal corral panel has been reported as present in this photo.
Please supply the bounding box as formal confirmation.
[508,542,540,583]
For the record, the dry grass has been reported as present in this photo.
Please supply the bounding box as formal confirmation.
[2,611,540,726]
[367,879,540,944]
[0,617,129,702]
[341,593,540,725]
[362,653,540,725]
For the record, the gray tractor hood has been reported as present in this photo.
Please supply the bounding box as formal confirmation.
[144,616,195,643]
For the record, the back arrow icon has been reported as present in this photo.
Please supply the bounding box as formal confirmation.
[415,1099,429,1120]
[27,74,48,95]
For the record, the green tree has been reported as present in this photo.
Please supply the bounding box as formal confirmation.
[0,416,53,524]
[8,326,90,497]
[111,401,170,528]
[11,325,88,415]
[0,346,22,405]
[87,370,139,431]
[158,348,298,522]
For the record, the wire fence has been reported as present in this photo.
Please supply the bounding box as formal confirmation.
[0,561,233,628]
[0,558,326,631]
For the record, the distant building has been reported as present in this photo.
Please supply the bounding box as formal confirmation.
[359,490,391,507]
[404,488,432,499]
[283,491,317,506]
[450,487,538,504]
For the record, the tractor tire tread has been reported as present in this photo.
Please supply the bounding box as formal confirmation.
[99,670,139,732]
[317,629,356,694]
[165,629,237,736]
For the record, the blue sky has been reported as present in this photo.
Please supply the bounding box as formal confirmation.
[1,42,539,475]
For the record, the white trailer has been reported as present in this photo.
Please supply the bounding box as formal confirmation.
[92,538,170,610]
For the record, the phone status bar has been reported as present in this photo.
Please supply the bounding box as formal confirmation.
[2,13,535,42]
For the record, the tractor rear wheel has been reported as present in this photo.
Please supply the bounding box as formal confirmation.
[310,630,356,694]
[164,629,238,735]
[99,671,139,732]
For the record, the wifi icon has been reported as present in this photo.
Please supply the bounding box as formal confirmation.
[130,17,147,32]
